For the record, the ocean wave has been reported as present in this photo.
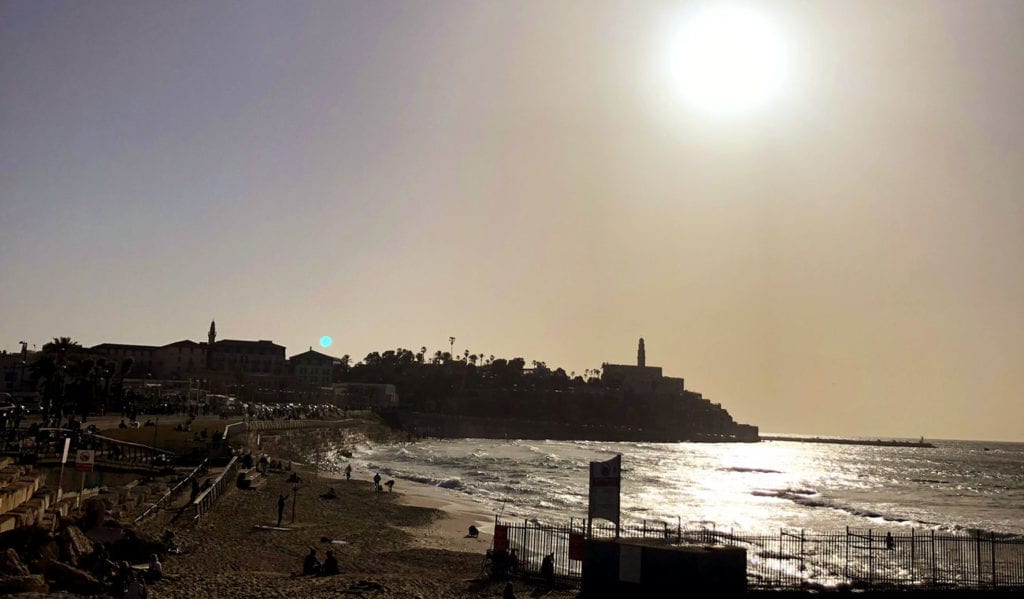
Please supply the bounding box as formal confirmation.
[765,489,935,528]
[719,466,782,474]
[752,487,818,498]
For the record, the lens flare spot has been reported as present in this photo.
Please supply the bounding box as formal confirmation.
[319,336,333,348]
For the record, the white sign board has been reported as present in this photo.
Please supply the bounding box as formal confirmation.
[75,450,95,472]
[588,454,621,525]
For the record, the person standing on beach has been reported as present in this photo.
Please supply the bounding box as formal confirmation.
[345,464,352,480]
[373,472,381,493]
[276,494,286,527]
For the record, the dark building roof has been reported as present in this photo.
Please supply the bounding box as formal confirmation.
[290,349,339,363]
[215,339,284,350]
[162,339,203,348]
[91,343,158,351]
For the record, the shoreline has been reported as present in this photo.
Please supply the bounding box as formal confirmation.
[320,465,497,554]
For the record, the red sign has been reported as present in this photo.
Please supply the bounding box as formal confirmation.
[74,450,95,472]
[494,524,508,552]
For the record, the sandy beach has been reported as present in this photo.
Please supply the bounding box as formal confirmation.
[129,425,574,599]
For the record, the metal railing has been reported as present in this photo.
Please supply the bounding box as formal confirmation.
[134,459,208,523]
[222,418,351,440]
[494,518,1024,591]
[192,456,239,523]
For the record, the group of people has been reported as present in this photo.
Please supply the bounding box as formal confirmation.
[372,471,394,493]
[302,547,339,577]
[90,551,163,598]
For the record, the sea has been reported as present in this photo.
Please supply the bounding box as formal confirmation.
[337,436,1024,537]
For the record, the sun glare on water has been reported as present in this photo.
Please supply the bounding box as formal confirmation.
[670,5,788,115]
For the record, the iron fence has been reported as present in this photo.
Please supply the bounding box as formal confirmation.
[494,517,1024,591]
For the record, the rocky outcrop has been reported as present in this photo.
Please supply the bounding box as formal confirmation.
[61,524,95,566]
[0,574,48,594]
[0,547,30,576]
[39,558,105,594]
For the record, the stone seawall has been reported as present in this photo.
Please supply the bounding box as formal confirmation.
[398,412,759,443]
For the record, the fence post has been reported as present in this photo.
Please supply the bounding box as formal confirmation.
[931,529,936,586]
[910,529,916,586]
[990,533,996,590]
[677,516,681,544]
[976,531,982,589]
[800,529,805,581]
[844,527,850,583]
[868,529,873,589]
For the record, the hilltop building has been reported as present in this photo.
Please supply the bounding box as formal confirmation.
[601,338,687,395]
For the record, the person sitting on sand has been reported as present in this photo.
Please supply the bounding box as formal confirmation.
[320,549,338,576]
[124,575,146,599]
[119,419,127,429]
[145,554,162,584]
[541,553,554,587]
[302,548,321,576]
[321,487,338,500]
[467,525,479,538]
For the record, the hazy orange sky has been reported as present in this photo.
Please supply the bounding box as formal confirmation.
[2,1,1021,441]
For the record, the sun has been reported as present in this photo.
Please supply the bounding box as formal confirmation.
[670,5,788,115]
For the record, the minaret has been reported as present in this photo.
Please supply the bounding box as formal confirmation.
[637,337,646,367]
[208,320,217,346]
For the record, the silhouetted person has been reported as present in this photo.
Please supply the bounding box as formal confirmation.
[321,549,338,576]
[277,494,286,527]
[541,553,555,587]
[373,472,381,493]
[321,487,337,500]
[502,582,516,599]
[345,464,352,480]
[145,553,162,583]
[385,479,394,493]
[886,532,894,550]
[467,525,479,538]
[302,547,320,575]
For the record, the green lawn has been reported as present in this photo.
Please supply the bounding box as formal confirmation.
[100,419,227,453]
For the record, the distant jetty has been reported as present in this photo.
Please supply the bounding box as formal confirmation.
[761,435,935,448]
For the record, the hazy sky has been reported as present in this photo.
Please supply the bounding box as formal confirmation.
[2,1,1022,441]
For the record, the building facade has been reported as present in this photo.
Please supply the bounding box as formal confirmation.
[290,348,339,388]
